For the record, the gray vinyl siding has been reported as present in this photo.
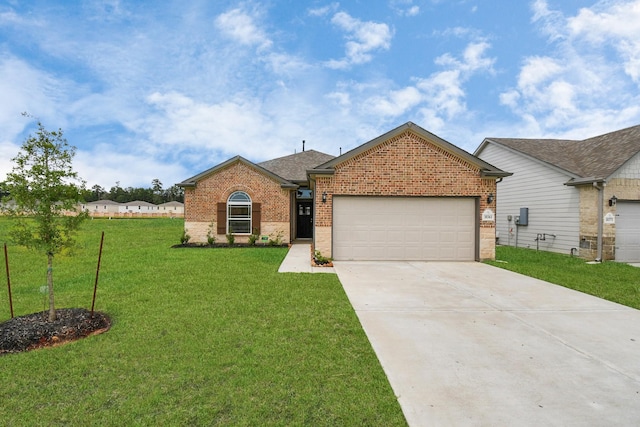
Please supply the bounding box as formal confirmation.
[611,151,640,179]
[478,143,580,255]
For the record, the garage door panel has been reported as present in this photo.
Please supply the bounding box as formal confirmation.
[333,197,476,261]
[616,202,640,262]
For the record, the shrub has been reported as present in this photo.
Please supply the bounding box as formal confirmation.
[248,228,259,246]
[207,221,216,246]
[268,230,284,246]
[181,229,191,245]
[314,250,333,265]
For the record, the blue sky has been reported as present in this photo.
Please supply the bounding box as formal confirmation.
[1,0,639,189]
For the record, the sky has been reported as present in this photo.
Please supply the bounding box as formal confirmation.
[1,0,639,190]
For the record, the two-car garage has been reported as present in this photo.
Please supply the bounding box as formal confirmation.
[332,196,477,261]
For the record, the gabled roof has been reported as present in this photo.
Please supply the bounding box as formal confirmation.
[311,121,511,178]
[476,124,640,181]
[177,155,299,188]
[86,199,120,205]
[159,201,184,207]
[257,149,335,182]
[124,200,157,207]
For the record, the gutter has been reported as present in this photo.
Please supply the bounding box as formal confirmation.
[593,181,605,262]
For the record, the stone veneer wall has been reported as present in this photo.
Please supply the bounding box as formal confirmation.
[314,130,497,260]
[183,161,291,244]
[578,178,640,260]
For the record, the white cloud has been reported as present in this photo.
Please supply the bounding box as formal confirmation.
[390,0,420,16]
[215,7,272,50]
[500,0,640,135]
[0,140,20,183]
[366,86,422,116]
[516,56,563,94]
[0,54,68,136]
[75,144,188,189]
[567,0,640,82]
[308,3,339,17]
[530,0,565,40]
[415,40,495,120]
[417,70,466,119]
[326,11,393,68]
[142,91,272,157]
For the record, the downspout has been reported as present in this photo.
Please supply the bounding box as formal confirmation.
[593,181,605,262]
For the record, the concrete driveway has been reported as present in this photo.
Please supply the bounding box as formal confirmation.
[333,261,640,426]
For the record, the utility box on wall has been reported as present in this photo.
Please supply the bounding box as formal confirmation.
[515,207,529,226]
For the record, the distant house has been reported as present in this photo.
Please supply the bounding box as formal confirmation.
[475,124,640,262]
[80,199,184,217]
[82,199,120,214]
[118,200,158,214]
[158,201,184,216]
[179,122,509,261]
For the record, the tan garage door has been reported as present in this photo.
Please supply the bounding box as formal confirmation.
[616,201,640,262]
[332,196,476,261]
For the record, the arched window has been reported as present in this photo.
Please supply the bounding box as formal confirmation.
[227,191,252,234]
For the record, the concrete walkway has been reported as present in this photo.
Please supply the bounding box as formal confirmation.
[333,261,640,426]
[277,243,335,273]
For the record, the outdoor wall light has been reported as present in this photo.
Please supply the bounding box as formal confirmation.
[322,191,327,203]
[487,193,494,204]
[609,195,617,206]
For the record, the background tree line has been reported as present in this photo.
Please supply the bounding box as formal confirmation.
[83,179,184,204]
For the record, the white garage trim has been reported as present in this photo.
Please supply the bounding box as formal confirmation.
[615,201,640,262]
[332,196,477,261]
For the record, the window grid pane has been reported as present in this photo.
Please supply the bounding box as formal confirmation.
[229,205,250,218]
[228,220,251,234]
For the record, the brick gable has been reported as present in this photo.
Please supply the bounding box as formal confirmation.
[183,160,291,243]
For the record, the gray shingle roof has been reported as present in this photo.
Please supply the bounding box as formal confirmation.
[483,124,640,179]
[177,156,297,188]
[258,149,335,182]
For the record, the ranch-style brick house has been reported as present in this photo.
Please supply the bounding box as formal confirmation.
[475,124,640,262]
[178,122,511,261]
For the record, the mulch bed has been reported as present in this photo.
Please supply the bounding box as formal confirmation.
[0,308,111,355]
[172,243,288,248]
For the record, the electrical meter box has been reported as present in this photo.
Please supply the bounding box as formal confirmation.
[515,207,529,226]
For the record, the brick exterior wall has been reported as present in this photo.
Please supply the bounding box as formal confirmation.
[184,160,291,244]
[314,130,497,260]
[578,178,640,260]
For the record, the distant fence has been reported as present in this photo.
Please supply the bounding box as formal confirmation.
[87,212,184,218]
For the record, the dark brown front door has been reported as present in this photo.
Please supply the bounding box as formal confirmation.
[296,201,313,239]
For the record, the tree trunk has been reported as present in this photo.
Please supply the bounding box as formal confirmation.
[47,252,56,322]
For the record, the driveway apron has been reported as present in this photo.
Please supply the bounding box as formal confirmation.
[333,261,640,426]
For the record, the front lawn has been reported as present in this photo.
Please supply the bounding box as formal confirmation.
[0,218,406,426]
[486,246,640,310]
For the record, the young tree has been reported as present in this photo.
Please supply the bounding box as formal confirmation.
[1,118,88,321]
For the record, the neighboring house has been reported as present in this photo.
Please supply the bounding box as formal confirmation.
[118,200,158,214]
[82,199,120,214]
[475,124,640,262]
[80,199,184,217]
[158,201,184,215]
[179,122,510,261]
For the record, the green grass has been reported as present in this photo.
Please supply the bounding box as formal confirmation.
[487,246,640,310]
[0,218,406,426]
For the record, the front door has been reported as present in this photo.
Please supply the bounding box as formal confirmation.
[296,201,313,239]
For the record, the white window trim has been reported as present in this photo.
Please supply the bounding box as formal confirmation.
[227,191,252,234]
